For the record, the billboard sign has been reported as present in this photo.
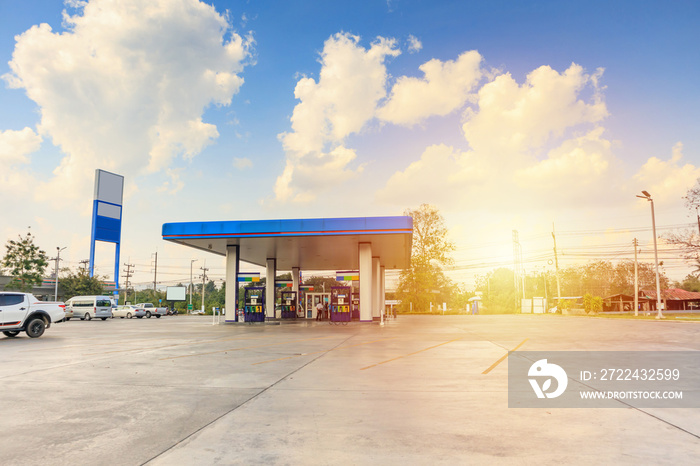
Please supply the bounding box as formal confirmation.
[166,286,187,301]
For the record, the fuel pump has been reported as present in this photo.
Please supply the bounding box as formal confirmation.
[244,287,265,322]
[281,291,297,319]
[331,286,352,322]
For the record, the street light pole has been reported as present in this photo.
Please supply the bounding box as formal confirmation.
[637,191,664,319]
[53,247,66,301]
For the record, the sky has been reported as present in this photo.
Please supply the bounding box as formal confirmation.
[1,0,699,291]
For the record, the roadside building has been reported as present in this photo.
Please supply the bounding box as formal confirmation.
[639,288,700,311]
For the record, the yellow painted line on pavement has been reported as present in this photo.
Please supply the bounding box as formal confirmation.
[252,338,397,365]
[481,338,528,375]
[158,335,338,360]
[359,337,463,371]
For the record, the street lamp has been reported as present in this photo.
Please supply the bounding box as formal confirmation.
[190,259,198,309]
[54,247,66,301]
[636,191,664,319]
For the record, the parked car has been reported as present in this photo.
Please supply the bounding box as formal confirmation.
[189,309,205,315]
[65,295,113,320]
[112,305,139,319]
[0,292,65,338]
[135,303,168,318]
[63,306,74,321]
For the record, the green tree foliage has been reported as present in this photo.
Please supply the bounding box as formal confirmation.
[397,204,455,312]
[2,230,48,292]
[59,268,105,300]
[476,259,670,313]
[475,267,517,314]
[675,274,700,292]
[519,260,668,299]
[558,299,574,312]
[302,275,342,293]
[582,293,603,314]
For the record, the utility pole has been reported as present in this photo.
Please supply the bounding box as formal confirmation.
[552,223,562,305]
[123,260,134,303]
[542,267,548,304]
[512,230,522,312]
[50,247,66,301]
[190,259,198,309]
[200,261,208,312]
[152,252,158,297]
[633,238,639,317]
[79,259,89,272]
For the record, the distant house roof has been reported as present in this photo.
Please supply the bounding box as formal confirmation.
[640,288,700,301]
[603,294,642,302]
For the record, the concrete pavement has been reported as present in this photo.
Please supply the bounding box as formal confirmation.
[1,315,698,465]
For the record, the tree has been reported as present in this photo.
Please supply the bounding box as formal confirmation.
[476,267,517,314]
[675,274,700,292]
[397,204,455,312]
[303,275,342,293]
[59,268,105,300]
[582,293,603,314]
[664,179,700,268]
[2,230,48,292]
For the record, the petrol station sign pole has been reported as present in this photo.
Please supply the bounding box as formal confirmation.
[89,169,124,303]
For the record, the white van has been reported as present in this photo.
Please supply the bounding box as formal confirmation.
[65,296,113,321]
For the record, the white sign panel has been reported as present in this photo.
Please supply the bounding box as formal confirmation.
[94,169,124,205]
[166,286,187,301]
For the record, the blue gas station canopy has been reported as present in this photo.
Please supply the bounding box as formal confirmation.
[162,216,413,270]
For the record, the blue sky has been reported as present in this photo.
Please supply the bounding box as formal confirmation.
[1,0,699,288]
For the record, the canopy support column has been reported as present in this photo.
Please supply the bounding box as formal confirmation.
[225,245,239,322]
[380,265,386,318]
[266,258,276,319]
[359,243,373,321]
[372,257,380,319]
[292,267,300,294]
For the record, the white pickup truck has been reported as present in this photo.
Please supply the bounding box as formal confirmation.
[0,292,66,338]
[135,303,168,318]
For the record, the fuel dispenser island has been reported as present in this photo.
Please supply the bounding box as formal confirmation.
[281,290,297,319]
[244,287,265,322]
[330,286,352,323]
[352,292,360,320]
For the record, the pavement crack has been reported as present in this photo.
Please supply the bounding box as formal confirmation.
[141,334,355,465]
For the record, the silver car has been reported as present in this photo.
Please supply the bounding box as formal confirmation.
[112,305,138,319]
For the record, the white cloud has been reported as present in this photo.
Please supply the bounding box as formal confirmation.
[515,128,612,188]
[407,35,422,53]
[377,51,483,126]
[378,63,619,211]
[634,142,700,204]
[0,128,42,197]
[275,33,399,202]
[376,144,485,206]
[3,0,252,204]
[274,146,364,203]
[462,64,607,158]
[0,127,42,166]
[233,157,253,169]
[157,168,185,194]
